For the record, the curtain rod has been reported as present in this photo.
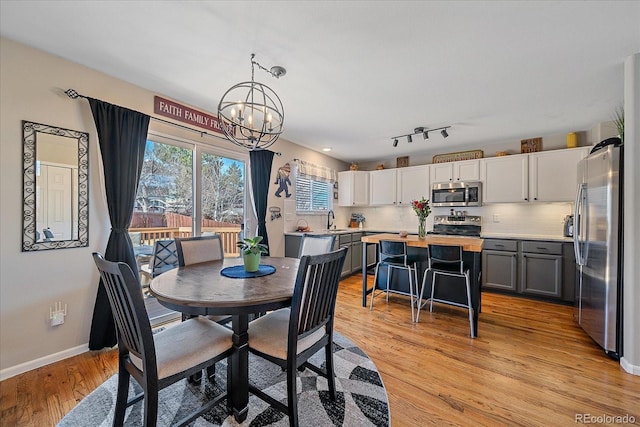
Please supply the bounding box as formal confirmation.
[64,88,281,155]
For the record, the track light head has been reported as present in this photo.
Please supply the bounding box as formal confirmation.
[441,129,449,138]
[423,131,429,140]
[407,135,412,143]
[393,138,398,147]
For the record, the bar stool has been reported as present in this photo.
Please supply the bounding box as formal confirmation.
[369,240,419,321]
[416,244,474,337]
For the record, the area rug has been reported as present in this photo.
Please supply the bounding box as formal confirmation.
[57,332,389,426]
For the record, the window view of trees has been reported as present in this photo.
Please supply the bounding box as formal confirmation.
[201,152,244,225]
[136,141,193,217]
[130,139,245,232]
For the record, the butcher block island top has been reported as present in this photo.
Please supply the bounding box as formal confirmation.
[361,233,484,252]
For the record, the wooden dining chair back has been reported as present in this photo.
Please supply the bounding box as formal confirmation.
[297,234,336,257]
[247,247,348,427]
[370,240,420,321]
[92,252,233,426]
[416,244,475,337]
[175,235,224,266]
[175,235,231,364]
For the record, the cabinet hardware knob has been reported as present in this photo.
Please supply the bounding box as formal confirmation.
[524,198,528,201]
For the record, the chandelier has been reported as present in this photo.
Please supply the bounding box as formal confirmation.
[217,54,286,150]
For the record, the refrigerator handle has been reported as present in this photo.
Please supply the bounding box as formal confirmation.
[573,184,582,266]
[573,183,584,266]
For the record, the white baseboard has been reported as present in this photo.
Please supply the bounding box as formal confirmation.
[0,343,88,381]
[620,357,640,376]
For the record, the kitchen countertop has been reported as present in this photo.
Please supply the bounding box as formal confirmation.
[480,233,573,243]
[285,229,572,242]
[284,227,393,236]
[362,233,484,252]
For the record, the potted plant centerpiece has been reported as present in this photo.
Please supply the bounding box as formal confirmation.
[237,236,268,272]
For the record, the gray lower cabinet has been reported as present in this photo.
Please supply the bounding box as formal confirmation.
[482,239,518,292]
[520,241,562,299]
[482,238,575,302]
[364,232,378,268]
[284,235,302,258]
[285,232,363,277]
[339,233,352,276]
[351,239,363,273]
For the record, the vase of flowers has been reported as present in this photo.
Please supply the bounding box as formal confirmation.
[236,236,268,272]
[411,197,431,239]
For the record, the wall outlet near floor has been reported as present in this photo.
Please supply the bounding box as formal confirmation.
[50,302,67,327]
[493,214,500,223]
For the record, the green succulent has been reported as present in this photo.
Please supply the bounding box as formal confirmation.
[236,236,268,256]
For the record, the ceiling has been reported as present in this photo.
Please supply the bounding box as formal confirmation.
[1,1,639,162]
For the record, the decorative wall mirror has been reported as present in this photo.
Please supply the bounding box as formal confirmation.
[22,121,89,251]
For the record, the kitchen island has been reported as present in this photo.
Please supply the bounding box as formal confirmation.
[361,233,484,337]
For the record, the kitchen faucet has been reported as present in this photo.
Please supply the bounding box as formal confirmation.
[327,210,335,230]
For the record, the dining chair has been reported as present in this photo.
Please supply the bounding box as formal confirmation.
[369,240,420,321]
[91,252,233,427]
[175,234,231,380]
[140,239,179,281]
[416,244,475,337]
[175,235,224,266]
[297,234,336,257]
[247,247,348,427]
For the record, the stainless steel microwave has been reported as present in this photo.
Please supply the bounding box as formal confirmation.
[431,181,482,207]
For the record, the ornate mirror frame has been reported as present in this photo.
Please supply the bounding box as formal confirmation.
[22,121,89,251]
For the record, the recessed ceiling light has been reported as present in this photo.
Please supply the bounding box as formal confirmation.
[322,147,332,152]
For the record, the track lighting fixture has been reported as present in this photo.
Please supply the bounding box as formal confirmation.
[391,125,451,147]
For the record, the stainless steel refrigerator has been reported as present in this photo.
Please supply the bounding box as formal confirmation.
[573,139,623,358]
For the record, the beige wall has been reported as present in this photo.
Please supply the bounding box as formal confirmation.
[0,37,347,376]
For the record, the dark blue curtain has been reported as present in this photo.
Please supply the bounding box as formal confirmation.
[88,98,150,350]
[249,149,275,255]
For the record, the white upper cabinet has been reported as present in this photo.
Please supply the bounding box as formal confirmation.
[481,154,529,203]
[529,147,590,202]
[430,159,480,183]
[397,165,430,205]
[338,171,369,206]
[369,169,397,205]
[368,165,430,206]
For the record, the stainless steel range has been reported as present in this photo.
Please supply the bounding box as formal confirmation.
[428,214,482,237]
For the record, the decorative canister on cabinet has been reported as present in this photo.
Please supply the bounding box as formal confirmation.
[566,132,578,148]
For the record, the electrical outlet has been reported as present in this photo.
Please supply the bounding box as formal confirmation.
[50,301,67,327]
[493,214,500,223]
[51,312,64,326]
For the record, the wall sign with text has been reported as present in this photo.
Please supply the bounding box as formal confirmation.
[153,96,232,135]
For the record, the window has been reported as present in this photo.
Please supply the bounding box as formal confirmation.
[200,151,245,230]
[295,170,333,213]
[130,137,248,265]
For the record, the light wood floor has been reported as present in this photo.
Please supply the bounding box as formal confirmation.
[2,274,639,426]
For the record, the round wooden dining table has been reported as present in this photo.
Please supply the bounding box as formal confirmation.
[149,256,300,423]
